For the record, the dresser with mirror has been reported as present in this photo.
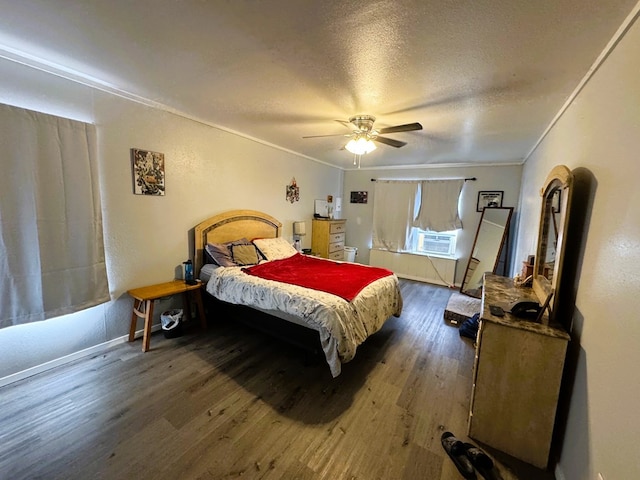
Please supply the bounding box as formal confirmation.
[467,165,573,469]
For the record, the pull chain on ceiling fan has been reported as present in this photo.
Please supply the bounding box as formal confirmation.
[303,115,423,167]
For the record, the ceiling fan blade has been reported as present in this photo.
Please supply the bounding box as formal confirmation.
[302,133,351,138]
[378,122,423,134]
[374,136,407,148]
[334,119,354,128]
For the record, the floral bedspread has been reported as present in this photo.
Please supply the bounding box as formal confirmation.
[205,265,403,377]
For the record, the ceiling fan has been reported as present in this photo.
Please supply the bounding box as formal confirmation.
[303,115,423,165]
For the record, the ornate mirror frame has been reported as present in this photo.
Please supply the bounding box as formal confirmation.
[533,165,573,325]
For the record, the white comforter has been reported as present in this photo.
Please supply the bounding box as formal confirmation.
[205,265,403,377]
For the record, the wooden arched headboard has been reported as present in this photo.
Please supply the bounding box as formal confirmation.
[194,209,282,275]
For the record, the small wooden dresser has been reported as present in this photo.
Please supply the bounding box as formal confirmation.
[311,219,346,260]
[468,273,570,469]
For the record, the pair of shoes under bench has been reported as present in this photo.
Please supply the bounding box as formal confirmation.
[441,431,494,479]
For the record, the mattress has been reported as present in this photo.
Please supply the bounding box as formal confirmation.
[199,263,218,284]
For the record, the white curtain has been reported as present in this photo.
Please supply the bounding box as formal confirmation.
[413,179,464,232]
[0,103,110,329]
[372,181,419,251]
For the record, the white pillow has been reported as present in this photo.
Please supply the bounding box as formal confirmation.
[253,237,298,261]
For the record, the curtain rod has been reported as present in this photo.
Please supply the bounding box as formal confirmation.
[370,177,477,182]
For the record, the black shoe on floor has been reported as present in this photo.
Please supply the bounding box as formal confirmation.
[441,432,477,479]
[462,442,494,478]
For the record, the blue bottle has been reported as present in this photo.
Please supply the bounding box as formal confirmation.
[183,259,195,285]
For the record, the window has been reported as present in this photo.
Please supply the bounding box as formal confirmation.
[1,104,109,328]
[413,229,458,258]
[371,179,464,254]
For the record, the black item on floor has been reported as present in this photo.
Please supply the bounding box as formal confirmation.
[161,309,183,338]
[459,313,480,340]
[462,442,495,477]
[441,432,477,479]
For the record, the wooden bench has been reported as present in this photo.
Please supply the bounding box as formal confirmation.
[128,280,206,352]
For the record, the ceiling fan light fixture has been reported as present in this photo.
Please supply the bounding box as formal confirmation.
[345,136,376,155]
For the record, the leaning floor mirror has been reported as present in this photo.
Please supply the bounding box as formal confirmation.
[460,207,513,298]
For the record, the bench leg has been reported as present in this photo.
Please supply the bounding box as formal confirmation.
[183,289,207,330]
[129,299,142,342]
[142,300,154,352]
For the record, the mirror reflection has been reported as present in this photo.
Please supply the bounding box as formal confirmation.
[537,186,562,282]
[461,207,513,298]
[533,165,573,326]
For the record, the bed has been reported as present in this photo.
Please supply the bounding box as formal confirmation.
[194,209,403,377]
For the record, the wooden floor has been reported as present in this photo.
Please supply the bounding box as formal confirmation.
[0,280,554,480]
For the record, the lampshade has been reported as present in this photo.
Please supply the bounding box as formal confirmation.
[293,221,306,236]
[345,136,377,155]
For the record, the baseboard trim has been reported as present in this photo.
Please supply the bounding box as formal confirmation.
[0,325,161,388]
[395,272,451,287]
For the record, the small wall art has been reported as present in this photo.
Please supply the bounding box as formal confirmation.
[350,191,368,204]
[476,191,504,212]
[131,148,165,196]
[286,177,299,203]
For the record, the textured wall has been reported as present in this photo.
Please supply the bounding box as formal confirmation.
[513,16,640,480]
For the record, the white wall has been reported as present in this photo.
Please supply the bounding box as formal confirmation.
[513,14,640,480]
[0,58,343,380]
[342,164,523,285]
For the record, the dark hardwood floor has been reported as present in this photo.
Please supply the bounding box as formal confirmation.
[0,280,554,480]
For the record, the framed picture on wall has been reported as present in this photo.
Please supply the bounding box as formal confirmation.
[131,148,165,196]
[476,191,503,212]
[350,191,368,204]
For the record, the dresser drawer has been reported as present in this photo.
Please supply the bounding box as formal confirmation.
[328,241,345,253]
[329,251,344,260]
[329,233,345,243]
[330,222,346,234]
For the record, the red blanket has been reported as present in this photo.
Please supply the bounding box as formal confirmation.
[242,253,393,301]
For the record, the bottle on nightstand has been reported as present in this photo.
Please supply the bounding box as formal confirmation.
[183,259,196,285]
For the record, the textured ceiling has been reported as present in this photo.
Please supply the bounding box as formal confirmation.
[0,0,637,169]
